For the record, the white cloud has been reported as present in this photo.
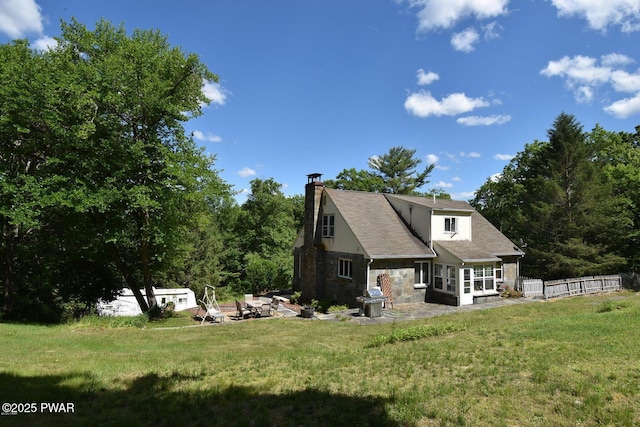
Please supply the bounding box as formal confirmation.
[193,130,222,143]
[410,0,510,32]
[426,153,439,164]
[237,167,256,178]
[451,27,480,52]
[451,191,476,200]
[434,180,454,188]
[202,80,228,106]
[540,55,612,86]
[456,114,511,126]
[541,53,640,117]
[494,153,514,161]
[460,151,481,158]
[31,36,57,51]
[417,68,439,85]
[610,69,640,92]
[482,21,502,40]
[404,91,489,117]
[550,0,640,32]
[489,172,502,182]
[0,0,43,38]
[452,176,462,182]
[601,52,634,67]
[575,85,594,103]
[604,93,640,118]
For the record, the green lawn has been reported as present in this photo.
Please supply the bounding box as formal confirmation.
[1,292,639,426]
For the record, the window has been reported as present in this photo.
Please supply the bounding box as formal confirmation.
[444,217,457,233]
[495,264,503,282]
[338,258,352,279]
[463,268,471,294]
[178,298,186,304]
[434,264,443,289]
[474,265,495,292]
[322,214,335,237]
[446,266,456,292]
[414,262,430,285]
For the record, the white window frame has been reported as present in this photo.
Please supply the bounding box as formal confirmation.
[444,217,457,233]
[495,264,503,282]
[434,263,443,290]
[463,268,472,294]
[446,265,456,293]
[338,258,352,279]
[414,261,430,286]
[473,264,496,294]
[322,214,335,238]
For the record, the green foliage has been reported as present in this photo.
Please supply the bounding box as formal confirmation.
[368,145,435,194]
[70,314,148,329]
[323,168,386,192]
[231,178,301,294]
[310,298,333,313]
[289,291,302,305]
[0,19,234,321]
[325,146,442,196]
[327,304,349,313]
[366,322,466,348]
[471,113,631,279]
[501,286,522,298]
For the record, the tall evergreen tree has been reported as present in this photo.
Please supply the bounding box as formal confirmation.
[472,113,629,279]
[325,146,436,195]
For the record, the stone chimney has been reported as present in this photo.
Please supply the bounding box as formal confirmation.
[304,173,324,248]
[300,173,324,302]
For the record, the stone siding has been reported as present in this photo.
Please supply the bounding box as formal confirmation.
[370,259,427,304]
[323,251,366,306]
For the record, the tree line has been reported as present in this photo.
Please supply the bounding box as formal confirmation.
[0,19,304,322]
[2,20,637,322]
[471,112,640,280]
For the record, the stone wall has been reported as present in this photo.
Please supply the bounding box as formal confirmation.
[322,251,367,306]
[370,259,427,304]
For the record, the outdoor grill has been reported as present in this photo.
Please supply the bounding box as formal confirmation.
[356,287,388,318]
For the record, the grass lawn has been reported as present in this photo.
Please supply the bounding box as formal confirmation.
[1,291,639,426]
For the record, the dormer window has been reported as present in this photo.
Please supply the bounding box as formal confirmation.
[322,214,335,237]
[444,217,457,233]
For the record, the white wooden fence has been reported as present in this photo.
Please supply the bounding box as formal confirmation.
[516,274,622,299]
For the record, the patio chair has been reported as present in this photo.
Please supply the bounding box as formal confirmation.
[259,302,271,317]
[270,297,280,316]
[235,300,251,320]
[198,285,224,324]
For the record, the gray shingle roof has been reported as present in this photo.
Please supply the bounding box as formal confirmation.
[387,193,523,258]
[326,189,435,259]
[325,189,523,261]
[434,240,501,263]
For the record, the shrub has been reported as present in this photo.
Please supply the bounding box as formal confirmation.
[289,291,302,305]
[328,304,349,313]
[310,298,333,313]
[366,322,466,348]
[501,286,522,298]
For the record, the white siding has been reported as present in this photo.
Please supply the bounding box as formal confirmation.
[431,213,472,241]
[321,196,366,256]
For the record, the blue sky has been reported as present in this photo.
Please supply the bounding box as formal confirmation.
[2,0,640,201]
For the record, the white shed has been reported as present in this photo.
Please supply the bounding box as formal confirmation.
[97,287,198,316]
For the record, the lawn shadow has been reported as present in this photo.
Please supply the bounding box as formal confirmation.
[0,371,405,426]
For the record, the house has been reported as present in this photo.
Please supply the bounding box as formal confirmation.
[293,174,524,307]
[97,287,198,316]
